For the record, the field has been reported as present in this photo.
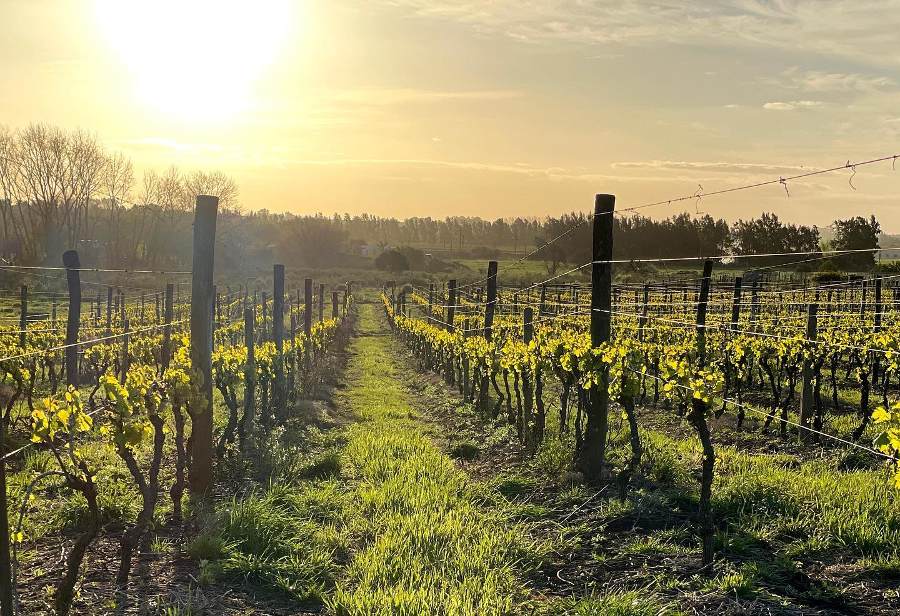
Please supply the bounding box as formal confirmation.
[1,239,900,615]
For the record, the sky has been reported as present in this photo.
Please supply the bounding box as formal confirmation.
[2,0,900,228]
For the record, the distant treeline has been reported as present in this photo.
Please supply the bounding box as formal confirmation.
[0,123,881,274]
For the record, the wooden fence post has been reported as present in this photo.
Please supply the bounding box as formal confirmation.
[162,284,174,372]
[273,265,285,417]
[577,194,614,480]
[638,283,649,342]
[522,307,535,447]
[860,278,868,319]
[692,258,715,567]
[479,261,498,413]
[18,285,26,348]
[730,276,743,332]
[446,280,456,332]
[302,278,313,391]
[332,291,339,319]
[261,292,268,341]
[875,275,883,330]
[105,287,113,334]
[750,281,759,330]
[240,308,256,452]
[304,279,313,337]
[120,318,130,385]
[188,195,217,497]
[319,283,325,322]
[64,250,81,388]
[211,285,217,351]
[798,302,818,441]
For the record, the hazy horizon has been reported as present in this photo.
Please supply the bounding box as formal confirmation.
[3,0,899,228]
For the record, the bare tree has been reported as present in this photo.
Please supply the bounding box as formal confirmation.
[101,151,134,264]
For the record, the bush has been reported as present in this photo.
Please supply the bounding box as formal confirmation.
[374,249,409,272]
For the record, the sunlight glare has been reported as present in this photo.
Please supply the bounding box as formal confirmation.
[94,0,294,122]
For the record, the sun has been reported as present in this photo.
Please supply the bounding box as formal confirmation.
[94,0,293,122]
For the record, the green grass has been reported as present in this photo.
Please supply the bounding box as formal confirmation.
[633,428,900,558]
[329,305,542,615]
[545,591,680,615]
[196,304,543,614]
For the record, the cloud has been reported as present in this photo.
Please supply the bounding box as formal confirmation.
[377,1,900,67]
[330,88,523,106]
[780,68,895,92]
[281,157,704,184]
[762,100,823,111]
[612,160,810,173]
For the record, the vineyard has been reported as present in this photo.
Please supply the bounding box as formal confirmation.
[380,194,900,613]
[0,193,899,615]
[0,197,354,614]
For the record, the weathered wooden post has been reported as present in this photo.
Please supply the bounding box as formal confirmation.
[240,308,255,452]
[304,279,313,337]
[289,308,297,397]
[188,195,217,497]
[64,250,81,388]
[446,280,457,332]
[750,281,760,330]
[162,284,174,371]
[522,307,535,447]
[19,285,27,348]
[261,291,268,341]
[860,278,868,319]
[479,261,498,413]
[273,265,285,418]
[211,285,217,351]
[730,276,743,332]
[120,318,130,385]
[798,303,818,442]
[303,278,313,387]
[875,275,884,330]
[332,291,339,319]
[638,283,649,342]
[692,259,715,567]
[577,194,614,480]
[319,283,325,322]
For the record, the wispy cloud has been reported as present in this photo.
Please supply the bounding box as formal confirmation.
[282,157,700,183]
[378,1,900,66]
[779,67,895,93]
[612,160,810,173]
[762,100,824,111]
[331,88,523,106]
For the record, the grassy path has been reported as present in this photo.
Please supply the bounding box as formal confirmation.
[327,303,539,615]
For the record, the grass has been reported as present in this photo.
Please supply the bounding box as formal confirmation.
[545,591,680,615]
[195,303,543,614]
[329,305,542,615]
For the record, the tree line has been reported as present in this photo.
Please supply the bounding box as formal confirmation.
[0,123,882,274]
